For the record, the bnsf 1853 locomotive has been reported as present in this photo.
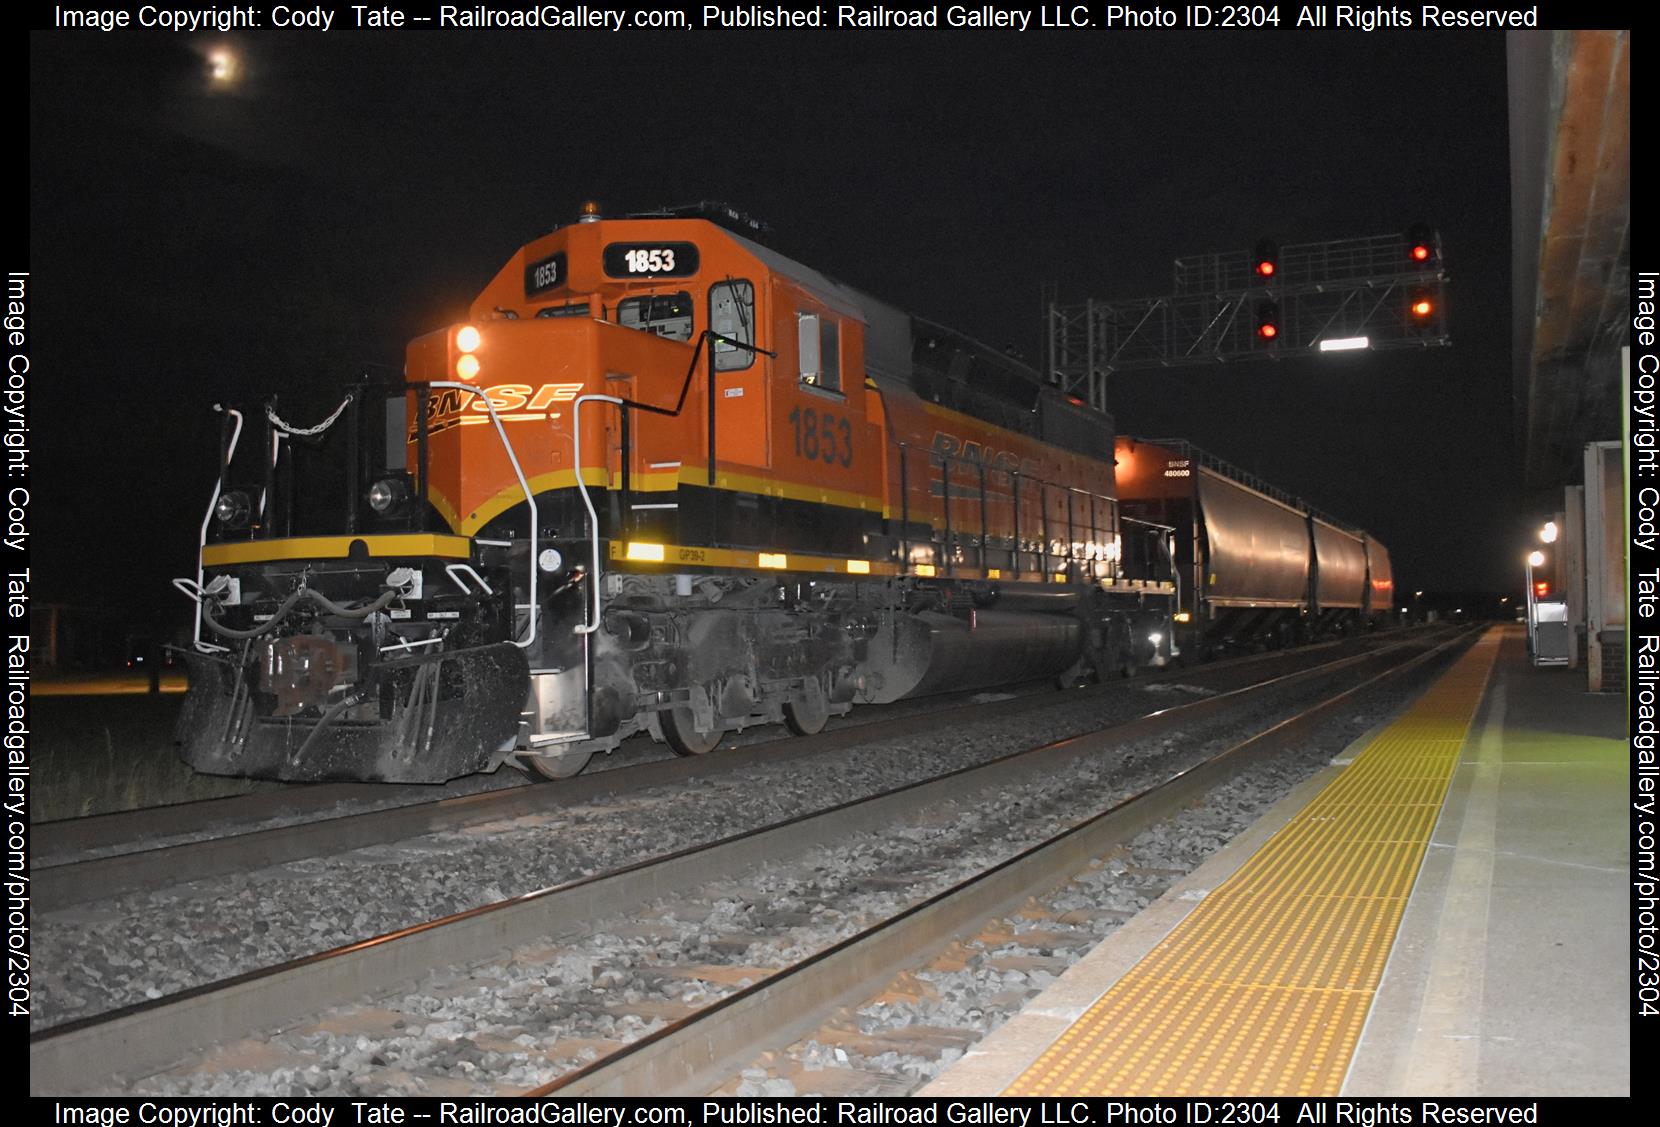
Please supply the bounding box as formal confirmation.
[173,206,1380,783]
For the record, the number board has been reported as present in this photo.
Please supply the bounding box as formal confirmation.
[603,242,699,278]
[524,251,568,298]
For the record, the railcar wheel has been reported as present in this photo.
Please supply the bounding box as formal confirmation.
[783,680,829,736]
[661,706,722,756]
[522,750,592,780]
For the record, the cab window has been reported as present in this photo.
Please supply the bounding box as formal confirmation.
[798,312,841,392]
[618,292,693,342]
[710,280,756,371]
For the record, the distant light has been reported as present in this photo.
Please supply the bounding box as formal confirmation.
[1174,612,1192,623]
[1540,521,1558,544]
[1411,296,1435,318]
[1257,322,1278,340]
[207,47,240,87]
[1527,550,1545,568]
[1319,336,1371,352]
[1148,632,1164,646]
[1256,261,1275,277]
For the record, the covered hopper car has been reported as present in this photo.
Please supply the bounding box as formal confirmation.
[1115,437,1395,657]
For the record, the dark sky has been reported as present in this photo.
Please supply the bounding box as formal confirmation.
[29,26,1523,623]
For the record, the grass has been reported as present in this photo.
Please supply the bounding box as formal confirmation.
[29,695,281,822]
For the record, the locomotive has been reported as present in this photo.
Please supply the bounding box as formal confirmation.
[172,205,1382,784]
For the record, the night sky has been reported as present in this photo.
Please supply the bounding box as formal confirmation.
[30,26,1524,629]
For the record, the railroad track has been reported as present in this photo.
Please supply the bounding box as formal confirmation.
[34,634,1393,912]
[30,627,1468,1096]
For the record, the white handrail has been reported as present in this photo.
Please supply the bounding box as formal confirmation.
[572,394,623,635]
[427,381,538,649]
[188,408,243,653]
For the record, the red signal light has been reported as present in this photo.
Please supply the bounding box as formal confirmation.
[1534,581,1550,598]
[1406,223,1437,266]
[1255,300,1281,342]
[1253,238,1278,279]
[1412,297,1434,317]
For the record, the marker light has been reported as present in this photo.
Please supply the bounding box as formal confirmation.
[845,560,871,574]
[455,325,482,353]
[758,553,788,569]
[914,564,937,578]
[579,201,603,223]
[456,353,481,380]
[626,542,666,562]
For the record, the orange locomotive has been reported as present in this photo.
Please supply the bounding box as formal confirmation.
[175,205,1177,782]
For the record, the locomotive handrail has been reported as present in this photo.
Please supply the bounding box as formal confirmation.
[572,330,776,637]
[426,380,540,649]
[185,406,244,653]
[572,393,623,637]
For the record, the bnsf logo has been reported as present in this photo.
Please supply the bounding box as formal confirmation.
[930,430,1037,475]
[412,382,585,437]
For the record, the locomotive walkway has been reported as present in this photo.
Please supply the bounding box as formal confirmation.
[923,625,1629,1096]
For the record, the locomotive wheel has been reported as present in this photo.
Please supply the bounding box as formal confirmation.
[661,706,722,756]
[522,750,592,780]
[782,680,829,736]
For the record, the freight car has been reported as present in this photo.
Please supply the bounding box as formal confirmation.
[1114,437,1394,657]
[173,205,1180,783]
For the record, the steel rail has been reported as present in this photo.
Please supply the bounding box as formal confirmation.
[28,630,1459,1096]
[33,634,1403,911]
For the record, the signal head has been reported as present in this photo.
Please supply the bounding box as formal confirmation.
[1253,238,1278,279]
[1255,300,1281,342]
[1406,223,1437,266]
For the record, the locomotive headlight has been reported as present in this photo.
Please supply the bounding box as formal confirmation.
[456,353,481,380]
[1148,632,1164,646]
[367,476,410,515]
[455,325,482,353]
[213,490,251,528]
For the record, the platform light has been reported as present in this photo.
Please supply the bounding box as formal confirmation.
[1319,336,1371,352]
[1540,521,1558,544]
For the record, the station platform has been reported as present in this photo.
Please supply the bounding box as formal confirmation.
[922,626,1629,1097]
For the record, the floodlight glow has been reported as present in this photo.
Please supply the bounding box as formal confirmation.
[1540,521,1558,544]
[1318,336,1371,352]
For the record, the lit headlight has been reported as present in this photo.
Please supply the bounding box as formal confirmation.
[1148,632,1164,647]
[367,477,410,514]
[214,490,250,528]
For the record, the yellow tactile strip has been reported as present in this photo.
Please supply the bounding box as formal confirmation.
[1005,632,1499,1096]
